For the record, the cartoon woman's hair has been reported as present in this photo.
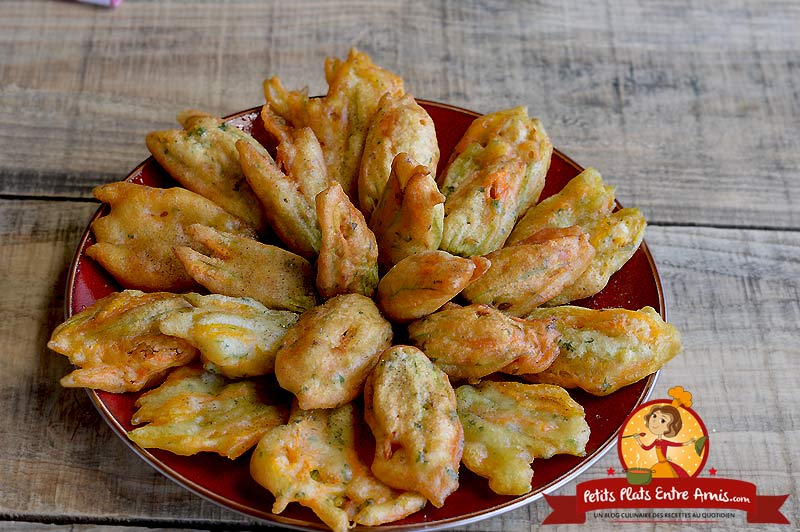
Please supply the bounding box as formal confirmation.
[645,405,683,438]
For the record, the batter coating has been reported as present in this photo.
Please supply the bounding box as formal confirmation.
[48,290,197,392]
[274,294,393,409]
[315,183,379,298]
[364,345,463,507]
[128,365,286,459]
[456,381,590,495]
[174,224,317,313]
[438,106,552,256]
[264,48,405,202]
[376,250,489,322]
[369,153,446,270]
[250,403,426,532]
[359,94,440,219]
[525,306,682,395]
[462,226,595,315]
[87,182,256,291]
[237,123,330,259]
[146,110,267,232]
[407,304,560,380]
[159,293,298,378]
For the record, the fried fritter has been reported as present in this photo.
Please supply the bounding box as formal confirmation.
[128,365,286,459]
[438,106,552,257]
[359,94,440,219]
[250,403,426,532]
[48,290,197,392]
[461,226,595,316]
[87,182,257,291]
[456,381,590,495]
[364,346,463,508]
[264,48,405,202]
[407,304,560,381]
[315,183,379,298]
[524,306,682,395]
[237,125,330,259]
[174,224,317,313]
[503,168,646,304]
[145,110,267,233]
[369,153,446,271]
[547,208,646,305]
[376,250,490,322]
[507,167,615,245]
[498,316,561,376]
[274,294,393,409]
[158,293,298,378]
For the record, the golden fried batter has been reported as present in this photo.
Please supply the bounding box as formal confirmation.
[456,381,590,495]
[498,316,561,376]
[48,290,197,392]
[48,50,685,529]
[407,304,560,380]
[507,167,615,245]
[174,224,317,313]
[376,250,490,322]
[250,403,426,532]
[359,94,440,219]
[315,183,379,298]
[461,226,595,315]
[237,125,330,259]
[264,48,405,202]
[158,293,298,378]
[503,168,646,304]
[145,110,267,232]
[128,365,286,459]
[87,182,257,291]
[364,346,463,508]
[547,208,646,305]
[369,153,446,270]
[274,294,393,409]
[524,306,682,395]
[438,106,552,257]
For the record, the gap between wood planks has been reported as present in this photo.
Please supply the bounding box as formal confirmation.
[0,513,271,531]
[0,194,99,204]
[646,220,800,234]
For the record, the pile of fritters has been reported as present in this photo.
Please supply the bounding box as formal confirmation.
[48,49,682,532]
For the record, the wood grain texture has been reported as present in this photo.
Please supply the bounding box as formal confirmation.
[0,525,225,532]
[0,200,253,526]
[1,1,798,530]
[0,200,795,529]
[1,0,798,229]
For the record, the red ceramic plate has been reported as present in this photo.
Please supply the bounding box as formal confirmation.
[65,101,663,531]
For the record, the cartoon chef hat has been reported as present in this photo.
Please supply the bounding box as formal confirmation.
[668,386,693,409]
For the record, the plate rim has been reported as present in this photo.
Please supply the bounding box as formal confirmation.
[63,100,664,531]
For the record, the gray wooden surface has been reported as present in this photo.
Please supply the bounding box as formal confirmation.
[0,1,797,531]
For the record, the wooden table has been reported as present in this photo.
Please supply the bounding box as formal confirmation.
[1,1,797,530]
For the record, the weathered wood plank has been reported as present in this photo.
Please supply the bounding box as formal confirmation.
[0,199,255,526]
[1,0,798,229]
[0,524,228,532]
[0,199,796,529]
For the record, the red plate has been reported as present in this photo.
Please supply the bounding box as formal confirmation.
[65,101,663,531]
